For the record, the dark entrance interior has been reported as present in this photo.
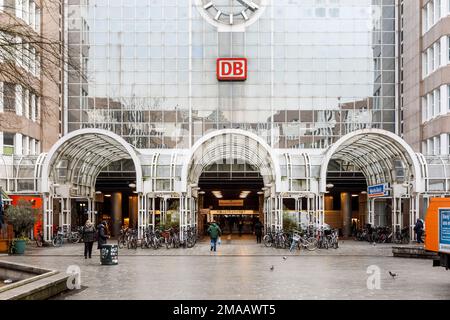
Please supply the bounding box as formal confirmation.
[325,160,368,236]
[198,161,264,237]
[91,159,137,236]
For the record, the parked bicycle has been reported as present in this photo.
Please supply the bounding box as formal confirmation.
[52,227,65,247]
[289,230,318,251]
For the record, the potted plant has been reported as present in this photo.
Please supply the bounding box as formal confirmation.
[5,199,37,254]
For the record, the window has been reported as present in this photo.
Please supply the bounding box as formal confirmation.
[428,138,434,155]
[448,134,450,155]
[448,85,450,110]
[3,132,14,155]
[434,136,441,155]
[3,83,15,112]
[435,42,441,68]
[435,88,441,116]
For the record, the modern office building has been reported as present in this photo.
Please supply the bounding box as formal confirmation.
[1,1,449,241]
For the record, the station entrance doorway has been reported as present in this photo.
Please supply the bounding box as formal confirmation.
[197,161,264,239]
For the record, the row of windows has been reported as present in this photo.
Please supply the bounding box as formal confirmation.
[1,131,40,156]
[422,0,450,34]
[422,85,450,122]
[0,33,41,77]
[421,36,450,78]
[0,82,40,122]
[69,122,395,150]
[0,0,41,32]
[423,134,450,156]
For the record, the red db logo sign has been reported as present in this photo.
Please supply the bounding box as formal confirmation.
[217,58,247,81]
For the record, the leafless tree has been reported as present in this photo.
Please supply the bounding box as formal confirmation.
[0,0,81,130]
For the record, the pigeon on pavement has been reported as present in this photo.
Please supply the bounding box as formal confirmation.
[389,271,398,279]
[270,265,274,271]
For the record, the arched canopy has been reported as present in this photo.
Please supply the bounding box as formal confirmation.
[41,129,143,196]
[319,129,424,194]
[181,129,281,193]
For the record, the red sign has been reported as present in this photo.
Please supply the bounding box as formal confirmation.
[217,58,247,81]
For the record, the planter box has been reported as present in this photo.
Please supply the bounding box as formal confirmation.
[0,239,10,253]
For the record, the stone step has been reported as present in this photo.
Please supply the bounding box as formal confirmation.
[0,272,69,300]
[392,246,438,259]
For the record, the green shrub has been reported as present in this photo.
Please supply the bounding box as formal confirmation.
[5,199,37,239]
[283,213,297,232]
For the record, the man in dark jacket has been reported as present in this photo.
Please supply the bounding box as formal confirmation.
[82,220,96,259]
[414,219,424,244]
[207,221,222,252]
[254,219,263,244]
[97,221,110,250]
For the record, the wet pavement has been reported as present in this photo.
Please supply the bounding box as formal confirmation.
[1,239,449,300]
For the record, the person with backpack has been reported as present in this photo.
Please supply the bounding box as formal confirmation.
[97,221,110,250]
[414,218,424,244]
[207,221,222,252]
[82,220,96,259]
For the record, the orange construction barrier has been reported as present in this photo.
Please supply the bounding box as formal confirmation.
[425,198,450,253]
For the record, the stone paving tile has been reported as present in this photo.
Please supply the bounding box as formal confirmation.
[22,239,396,257]
[0,240,446,300]
[1,254,449,300]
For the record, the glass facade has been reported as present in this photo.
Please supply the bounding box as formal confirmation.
[67,0,396,150]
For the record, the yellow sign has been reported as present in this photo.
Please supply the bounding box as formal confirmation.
[210,210,257,215]
[218,200,244,207]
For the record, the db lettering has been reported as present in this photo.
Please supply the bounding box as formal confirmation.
[217,58,247,81]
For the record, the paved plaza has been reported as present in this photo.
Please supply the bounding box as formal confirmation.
[1,238,449,300]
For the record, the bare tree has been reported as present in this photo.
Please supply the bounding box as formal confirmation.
[0,0,80,131]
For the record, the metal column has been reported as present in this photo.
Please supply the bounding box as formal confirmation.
[273,195,283,231]
[87,197,95,225]
[43,194,53,242]
[409,195,419,241]
[160,197,168,226]
[138,194,148,239]
[180,194,190,241]
[392,197,402,232]
[367,198,375,226]
[60,198,71,233]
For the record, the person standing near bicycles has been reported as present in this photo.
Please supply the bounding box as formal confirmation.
[97,221,110,250]
[82,220,96,259]
[254,219,263,244]
[414,218,424,244]
[207,221,222,252]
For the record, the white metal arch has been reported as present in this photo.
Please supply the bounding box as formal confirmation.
[181,129,282,192]
[319,129,425,194]
[41,129,143,194]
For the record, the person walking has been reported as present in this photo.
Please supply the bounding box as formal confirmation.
[207,221,222,252]
[254,219,263,244]
[82,220,96,259]
[97,221,110,250]
[414,218,424,244]
[238,219,243,237]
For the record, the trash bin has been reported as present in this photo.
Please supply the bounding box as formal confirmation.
[100,244,118,265]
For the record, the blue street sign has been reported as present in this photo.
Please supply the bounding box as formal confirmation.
[439,208,450,254]
[368,183,389,198]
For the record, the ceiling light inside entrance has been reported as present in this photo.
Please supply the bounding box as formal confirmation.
[212,191,223,198]
[239,191,251,198]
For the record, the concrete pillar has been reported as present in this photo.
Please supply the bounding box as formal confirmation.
[111,192,122,237]
[324,195,334,210]
[341,192,352,237]
[129,195,138,229]
[259,194,264,223]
